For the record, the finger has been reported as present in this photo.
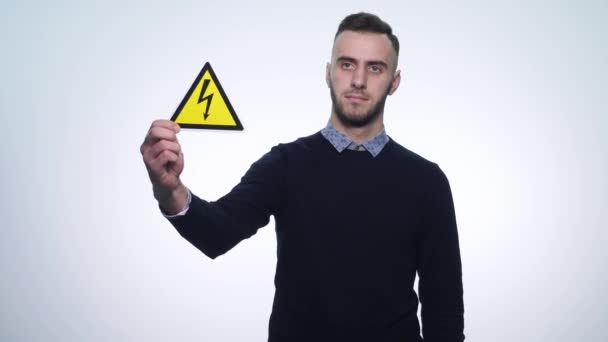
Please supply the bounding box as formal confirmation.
[149,140,181,160]
[149,150,180,171]
[144,126,178,145]
[151,119,180,133]
[142,140,181,167]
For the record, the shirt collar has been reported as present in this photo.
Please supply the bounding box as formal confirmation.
[320,121,389,157]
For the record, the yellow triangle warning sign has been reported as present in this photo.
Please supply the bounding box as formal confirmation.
[170,62,243,130]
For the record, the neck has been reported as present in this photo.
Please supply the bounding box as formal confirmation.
[329,113,385,144]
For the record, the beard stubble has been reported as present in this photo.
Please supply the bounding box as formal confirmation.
[329,83,392,128]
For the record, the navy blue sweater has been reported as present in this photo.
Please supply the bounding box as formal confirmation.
[168,132,464,341]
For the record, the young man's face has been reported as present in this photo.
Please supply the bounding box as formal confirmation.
[326,30,401,128]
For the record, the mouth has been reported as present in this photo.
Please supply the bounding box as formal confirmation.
[345,94,369,103]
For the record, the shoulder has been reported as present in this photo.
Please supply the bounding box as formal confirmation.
[278,131,325,151]
[253,131,325,167]
[385,137,451,185]
[268,131,327,158]
[386,137,437,168]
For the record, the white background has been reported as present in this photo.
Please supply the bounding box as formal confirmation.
[1,0,607,341]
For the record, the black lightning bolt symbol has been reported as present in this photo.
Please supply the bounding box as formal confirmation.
[198,79,214,120]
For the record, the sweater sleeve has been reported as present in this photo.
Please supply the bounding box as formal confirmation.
[417,163,465,341]
[166,145,286,259]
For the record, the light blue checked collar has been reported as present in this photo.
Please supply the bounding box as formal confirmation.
[320,121,389,157]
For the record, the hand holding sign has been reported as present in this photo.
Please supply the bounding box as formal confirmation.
[141,63,242,214]
[140,119,189,214]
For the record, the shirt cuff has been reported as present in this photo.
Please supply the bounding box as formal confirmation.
[161,189,192,218]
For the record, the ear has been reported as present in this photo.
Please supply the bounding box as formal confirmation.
[388,69,402,95]
[325,62,331,88]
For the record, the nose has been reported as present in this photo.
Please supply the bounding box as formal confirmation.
[351,67,367,89]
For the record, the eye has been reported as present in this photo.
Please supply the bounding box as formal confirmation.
[341,62,355,70]
[369,65,383,73]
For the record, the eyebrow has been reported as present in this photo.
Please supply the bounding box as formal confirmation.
[336,56,389,68]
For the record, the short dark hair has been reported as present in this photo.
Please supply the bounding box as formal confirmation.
[335,12,399,56]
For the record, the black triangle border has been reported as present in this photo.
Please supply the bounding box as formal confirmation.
[170,62,244,131]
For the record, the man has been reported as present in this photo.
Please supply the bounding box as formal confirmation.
[141,12,464,342]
